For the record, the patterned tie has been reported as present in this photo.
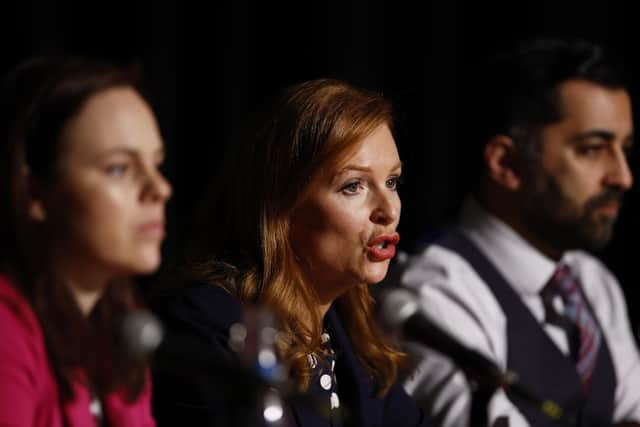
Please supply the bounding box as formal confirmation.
[540,264,601,394]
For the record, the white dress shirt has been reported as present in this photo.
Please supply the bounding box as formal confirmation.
[402,197,640,427]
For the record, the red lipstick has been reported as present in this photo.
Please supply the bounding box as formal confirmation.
[367,233,400,261]
[139,220,165,238]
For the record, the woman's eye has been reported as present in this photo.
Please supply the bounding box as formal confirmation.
[386,175,402,190]
[341,181,362,194]
[106,164,129,177]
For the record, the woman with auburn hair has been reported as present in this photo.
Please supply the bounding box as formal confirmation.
[0,57,171,426]
[152,78,428,426]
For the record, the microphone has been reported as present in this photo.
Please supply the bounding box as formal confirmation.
[228,305,338,426]
[229,306,288,386]
[378,288,573,425]
[228,305,290,426]
[115,309,164,359]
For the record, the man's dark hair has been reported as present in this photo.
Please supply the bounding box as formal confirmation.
[464,37,627,183]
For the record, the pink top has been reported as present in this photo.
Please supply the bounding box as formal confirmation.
[0,274,156,427]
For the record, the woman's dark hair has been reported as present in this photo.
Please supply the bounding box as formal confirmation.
[0,56,149,401]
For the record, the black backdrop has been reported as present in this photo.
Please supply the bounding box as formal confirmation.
[2,1,638,336]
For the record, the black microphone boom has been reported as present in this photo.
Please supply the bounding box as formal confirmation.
[378,289,572,425]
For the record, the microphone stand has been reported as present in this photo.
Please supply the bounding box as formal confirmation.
[229,305,337,427]
[230,305,291,427]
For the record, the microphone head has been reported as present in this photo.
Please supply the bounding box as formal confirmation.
[229,306,289,386]
[116,310,164,358]
[378,288,419,328]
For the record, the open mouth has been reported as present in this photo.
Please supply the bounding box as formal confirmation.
[375,241,390,250]
[367,233,400,261]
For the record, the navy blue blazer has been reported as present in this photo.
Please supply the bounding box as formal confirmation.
[150,282,429,427]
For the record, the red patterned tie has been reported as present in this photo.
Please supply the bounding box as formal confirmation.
[541,265,601,394]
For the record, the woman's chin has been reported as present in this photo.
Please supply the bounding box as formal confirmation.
[125,252,162,276]
[363,264,391,286]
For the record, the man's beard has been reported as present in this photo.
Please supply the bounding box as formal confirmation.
[523,167,624,253]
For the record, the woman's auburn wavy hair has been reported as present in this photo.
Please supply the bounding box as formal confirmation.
[191,78,407,394]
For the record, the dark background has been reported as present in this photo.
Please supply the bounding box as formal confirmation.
[2,1,638,334]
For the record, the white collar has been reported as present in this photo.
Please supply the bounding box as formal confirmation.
[458,197,560,295]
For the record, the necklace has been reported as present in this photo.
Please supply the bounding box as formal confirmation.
[307,331,341,412]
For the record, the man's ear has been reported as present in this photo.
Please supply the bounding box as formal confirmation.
[483,135,522,191]
[24,166,47,223]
